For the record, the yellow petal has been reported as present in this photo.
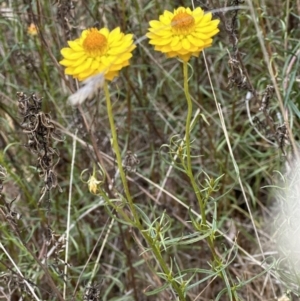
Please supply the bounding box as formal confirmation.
[166,51,177,58]
[160,15,171,25]
[77,68,95,80]
[192,7,204,19]
[109,62,128,71]
[192,31,210,40]
[80,30,89,38]
[114,52,133,64]
[203,29,219,38]
[196,23,219,33]
[91,60,100,69]
[174,7,185,14]
[59,59,72,67]
[151,27,172,36]
[198,13,213,24]
[105,71,118,81]
[163,10,174,20]
[108,27,122,42]
[154,45,166,52]
[67,40,83,51]
[149,20,163,29]
[108,42,132,54]
[60,55,88,68]
[182,38,190,50]
[171,41,182,51]
[192,51,200,58]
[177,48,189,55]
[99,27,109,38]
[150,36,172,46]
[187,35,204,47]
[203,39,213,47]
[67,51,86,60]
[65,67,75,75]
[74,55,90,67]
[110,27,121,36]
[146,32,160,39]
[186,7,192,14]
[73,57,93,73]
[123,34,134,42]
[161,45,172,53]
[61,47,75,57]
[179,53,192,61]
[170,36,180,47]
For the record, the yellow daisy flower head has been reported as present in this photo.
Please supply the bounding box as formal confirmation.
[59,27,136,81]
[146,7,220,62]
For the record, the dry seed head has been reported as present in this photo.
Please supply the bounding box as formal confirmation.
[273,156,300,274]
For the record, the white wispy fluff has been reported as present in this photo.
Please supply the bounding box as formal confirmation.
[68,73,105,106]
[273,156,300,291]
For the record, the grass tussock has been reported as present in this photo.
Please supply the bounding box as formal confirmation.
[0,0,300,300]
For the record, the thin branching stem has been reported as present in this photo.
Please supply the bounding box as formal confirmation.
[182,61,233,296]
[104,81,186,301]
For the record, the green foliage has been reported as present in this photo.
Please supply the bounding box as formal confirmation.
[0,0,299,300]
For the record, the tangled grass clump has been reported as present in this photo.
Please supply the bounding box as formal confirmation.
[17,92,62,204]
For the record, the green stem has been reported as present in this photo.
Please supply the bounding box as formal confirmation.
[182,62,220,262]
[104,82,138,221]
[104,82,185,300]
[182,62,206,224]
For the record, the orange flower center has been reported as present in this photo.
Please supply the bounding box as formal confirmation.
[83,28,107,57]
[171,12,195,33]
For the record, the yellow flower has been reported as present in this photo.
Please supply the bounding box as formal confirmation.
[87,174,102,195]
[59,27,136,81]
[146,7,220,62]
[27,23,37,36]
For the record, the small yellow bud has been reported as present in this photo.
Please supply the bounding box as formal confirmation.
[88,175,101,195]
[27,23,38,36]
